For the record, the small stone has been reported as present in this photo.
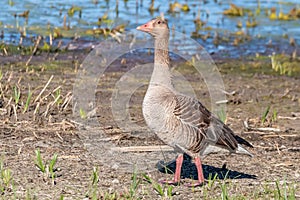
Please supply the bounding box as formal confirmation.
[111,163,119,169]
[112,179,120,184]
[108,187,114,194]
[105,125,113,129]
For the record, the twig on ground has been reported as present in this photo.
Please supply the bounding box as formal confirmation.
[274,161,293,167]
[55,131,64,142]
[280,88,290,98]
[43,102,51,117]
[275,141,281,155]
[243,119,281,132]
[61,92,72,111]
[112,145,174,152]
[50,92,61,106]
[34,75,54,103]
[33,102,40,121]
[68,119,86,128]
[49,119,76,131]
[262,134,298,138]
[247,127,281,132]
[12,104,17,121]
[42,86,61,102]
[26,35,42,66]
[278,116,300,120]
[4,97,12,109]
[291,112,300,117]
[220,89,236,96]
[215,99,229,104]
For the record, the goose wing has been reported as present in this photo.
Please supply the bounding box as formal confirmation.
[173,94,246,152]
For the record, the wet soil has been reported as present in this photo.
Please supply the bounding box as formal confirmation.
[0,50,299,199]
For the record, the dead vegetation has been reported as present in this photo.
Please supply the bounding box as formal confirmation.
[0,52,299,199]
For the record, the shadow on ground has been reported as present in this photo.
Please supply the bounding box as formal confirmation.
[156,154,257,180]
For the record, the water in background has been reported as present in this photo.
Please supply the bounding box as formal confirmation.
[0,0,299,57]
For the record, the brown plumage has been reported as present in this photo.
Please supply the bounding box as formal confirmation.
[137,16,253,186]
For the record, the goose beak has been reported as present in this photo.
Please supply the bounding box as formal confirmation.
[136,21,153,33]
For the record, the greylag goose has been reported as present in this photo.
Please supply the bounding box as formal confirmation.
[136,17,253,186]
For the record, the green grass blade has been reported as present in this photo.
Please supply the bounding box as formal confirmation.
[23,88,32,113]
[48,153,58,174]
[34,149,45,173]
[13,86,21,105]
[261,105,270,124]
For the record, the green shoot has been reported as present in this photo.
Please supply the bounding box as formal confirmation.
[34,149,58,185]
[129,168,140,198]
[153,183,164,196]
[49,153,58,180]
[167,185,173,197]
[261,105,270,124]
[270,53,295,76]
[272,109,278,122]
[0,160,13,193]
[86,167,99,199]
[220,181,229,200]
[91,167,99,186]
[275,180,282,199]
[217,107,227,123]
[143,173,173,197]
[1,168,12,188]
[13,86,21,105]
[79,108,87,119]
[23,87,32,113]
[48,154,58,174]
[220,170,230,200]
[207,173,218,188]
[55,89,62,105]
[35,149,46,173]
[288,182,296,200]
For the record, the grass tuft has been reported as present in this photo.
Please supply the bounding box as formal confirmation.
[0,160,14,194]
[143,173,174,198]
[13,85,21,105]
[261,105,270,124]
[79,108,87,119]
[34,149,46,173]
[23,87,32,113]
[34,149,58,185]
[128,168,141,199]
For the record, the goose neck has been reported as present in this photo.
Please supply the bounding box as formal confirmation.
[149,35,173,88]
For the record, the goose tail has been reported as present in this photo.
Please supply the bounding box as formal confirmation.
[236,144,253,157]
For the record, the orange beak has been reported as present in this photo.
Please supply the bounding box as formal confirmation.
[136,20,153,33]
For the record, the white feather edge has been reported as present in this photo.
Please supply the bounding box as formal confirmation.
[201,144,253,157]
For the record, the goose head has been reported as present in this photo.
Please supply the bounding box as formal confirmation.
[136,16,169,38]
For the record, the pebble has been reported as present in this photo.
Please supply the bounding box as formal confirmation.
[112,179,120,184]
[111,163,119,169]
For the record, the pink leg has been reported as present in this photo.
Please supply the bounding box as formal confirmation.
[160,154,183,185]
[186,156,205,187]
[195,157,205,184]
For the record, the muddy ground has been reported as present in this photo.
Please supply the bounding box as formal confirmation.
[0,50,299,199]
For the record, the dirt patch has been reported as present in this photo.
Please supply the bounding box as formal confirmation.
[0,51,299,199]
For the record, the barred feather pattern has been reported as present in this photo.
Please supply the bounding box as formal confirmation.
[142,18,252,159]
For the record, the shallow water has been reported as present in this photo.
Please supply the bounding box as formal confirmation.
[0,0,299,57]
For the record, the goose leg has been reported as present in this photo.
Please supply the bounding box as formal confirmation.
[187,156,205,187]
[160,154,183,185]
